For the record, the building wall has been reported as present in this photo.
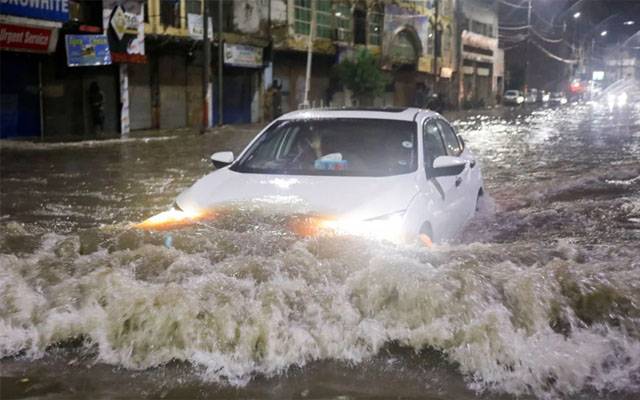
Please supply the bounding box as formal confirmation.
[158,53,187,129]
[129,63,153,130]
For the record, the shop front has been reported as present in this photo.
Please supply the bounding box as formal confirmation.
[0,11,61,138]
[214,43,264,124]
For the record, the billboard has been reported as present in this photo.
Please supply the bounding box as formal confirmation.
[0,0,69,23]
[65,34,112,67]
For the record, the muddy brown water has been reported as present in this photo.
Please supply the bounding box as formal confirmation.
[1,101,639,399]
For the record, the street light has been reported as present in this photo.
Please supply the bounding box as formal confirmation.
[623,20,635,26]
[601,30,608,36]
[573,12,581,19]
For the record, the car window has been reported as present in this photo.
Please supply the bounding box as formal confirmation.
[422,119,447,168]
[233,118,418,177]
[436,119,462,156]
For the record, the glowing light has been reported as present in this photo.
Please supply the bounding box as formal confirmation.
[623,20,635,26]
[600,30,608,36]
[290,213,406,243]
[617,92,628,107]
[573,12,581,19]
[136,207,213,231]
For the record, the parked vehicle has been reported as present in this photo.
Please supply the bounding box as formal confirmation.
[549,92,568,106]
[138,108,484,244]
[524,89,538,104]
[503,90,524,105]
[538,90,550,103]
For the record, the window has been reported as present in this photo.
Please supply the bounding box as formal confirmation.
[335,2,352,42]
[294,0,333,39]
[436,119,462,156]
[233,119,418,177]
[186,0,201,15]
[368,3,383,46]
[470,20,494,38]
[423,119,447,168]
[353,2,367,45]
[160,0,180,28]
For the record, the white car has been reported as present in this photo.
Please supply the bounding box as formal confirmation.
[503,90,524,105]
[139,108,484,244]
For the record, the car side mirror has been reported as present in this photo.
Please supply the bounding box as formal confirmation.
[427,155,466,178]
[210,151,234,169]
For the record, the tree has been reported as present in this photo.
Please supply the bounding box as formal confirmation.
[334,48,388,106]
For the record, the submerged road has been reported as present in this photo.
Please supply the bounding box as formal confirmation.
[1,98,639,399]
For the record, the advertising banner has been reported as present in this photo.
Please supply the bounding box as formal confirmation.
[187,13,213,40]
[65,34,112,67]
[0,22,57,53]
[102,0,145,63]
[0,0,69,22]
[223,43,263,68]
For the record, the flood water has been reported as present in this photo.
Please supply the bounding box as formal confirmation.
[1,97,639,399]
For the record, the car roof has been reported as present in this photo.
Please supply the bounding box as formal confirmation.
[278,107,440,122]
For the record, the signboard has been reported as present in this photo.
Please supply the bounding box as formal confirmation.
[110,6,127,41]
[0,22,57,53]
[0,0,69,22]
[65,34,112,67]
[223,43,263,68]
[103,0,145,63]
[187,13,213,40]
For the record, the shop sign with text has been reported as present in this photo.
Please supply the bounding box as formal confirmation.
[0,22,57,53]
[65,34,112,67]
[0,0,69,22]
[223,43,263,68]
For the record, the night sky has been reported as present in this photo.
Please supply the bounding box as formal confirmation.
[499,0,640,91]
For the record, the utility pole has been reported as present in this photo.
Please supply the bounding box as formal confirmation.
[217,0,223,125]
[201,0,210,134]
[303,0,316,108]
[433,0,439,89]
[524,0,531,93]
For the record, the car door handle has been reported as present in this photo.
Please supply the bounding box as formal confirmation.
[455,176,463,187]
[469,159,476,169]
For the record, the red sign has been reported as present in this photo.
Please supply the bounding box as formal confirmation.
[111,52,147,64]
[0,23,56,53]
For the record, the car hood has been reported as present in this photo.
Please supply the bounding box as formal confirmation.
[175,168,420,220]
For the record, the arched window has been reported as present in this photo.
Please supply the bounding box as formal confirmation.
[368,3,383,46]
[335,1,352,42]
[353,1,367,45]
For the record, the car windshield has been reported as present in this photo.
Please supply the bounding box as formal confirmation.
[232,118,418,177]
[505,90,519,96]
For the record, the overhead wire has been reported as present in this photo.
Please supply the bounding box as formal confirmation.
[529,39,578,64]
[499,0,529,9]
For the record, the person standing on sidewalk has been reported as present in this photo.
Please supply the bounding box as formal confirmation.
[88,82,105,136]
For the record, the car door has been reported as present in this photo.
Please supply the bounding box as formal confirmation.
[422,118,463,240]
[435,118,475,222]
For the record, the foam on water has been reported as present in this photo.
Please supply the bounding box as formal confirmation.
[1,217,639,397]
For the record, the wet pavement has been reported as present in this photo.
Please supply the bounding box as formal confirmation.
[1,94,640,399]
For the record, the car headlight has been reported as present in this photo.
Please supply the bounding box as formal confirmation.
[316,210,406,243]
[617,92,627,106]
[136,203,210,231]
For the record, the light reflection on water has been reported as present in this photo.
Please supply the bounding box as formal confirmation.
[1,100,639,399]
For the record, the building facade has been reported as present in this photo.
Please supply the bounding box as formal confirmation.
[457,0,503,107]
[2,0,506,139]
